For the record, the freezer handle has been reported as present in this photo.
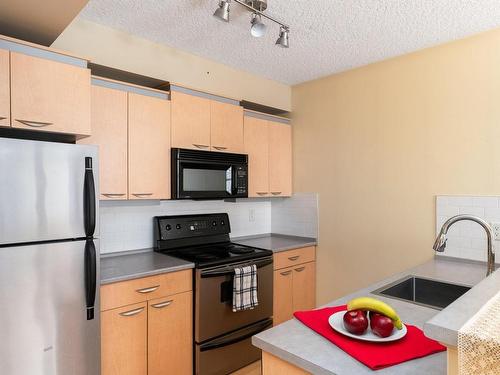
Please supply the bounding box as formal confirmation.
[84,157,96,237]
[84,239,97,320]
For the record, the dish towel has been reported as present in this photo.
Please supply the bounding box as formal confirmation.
[232,264,258,312]
[294,305,446,370]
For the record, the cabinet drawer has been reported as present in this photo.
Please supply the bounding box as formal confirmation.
[273,247,315,270]
[101,270,192,311]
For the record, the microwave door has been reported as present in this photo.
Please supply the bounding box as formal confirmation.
[178,161,234,199]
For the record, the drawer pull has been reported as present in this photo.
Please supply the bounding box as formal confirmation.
[271,192,282,195]
[132,193,153,197]
[294,267,305,272]
[16,119,53,127]
[213,146,228,150]
[102,193,126,197]
[193,144,209,149]
[0,116,6,120]
[119,307,145,317]
[256,192,268,196]
[280,270,292,276]
[288,256,300,261]
[136,285,160,294]
[151,300,173,309]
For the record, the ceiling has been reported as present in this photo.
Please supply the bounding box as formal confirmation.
[78,0,500,85]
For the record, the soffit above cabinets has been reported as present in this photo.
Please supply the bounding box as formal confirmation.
[0,0,89,46]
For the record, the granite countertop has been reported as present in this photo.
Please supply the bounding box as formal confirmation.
[100,248,194,285]
[252,257,490,375]
[232,233,317,253]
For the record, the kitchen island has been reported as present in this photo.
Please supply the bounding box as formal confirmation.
[252,257,492,374]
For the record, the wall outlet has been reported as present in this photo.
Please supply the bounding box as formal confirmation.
[249,208,255,222]
[491,222,500,241]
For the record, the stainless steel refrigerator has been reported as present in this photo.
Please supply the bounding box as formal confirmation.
[0,137,100,375]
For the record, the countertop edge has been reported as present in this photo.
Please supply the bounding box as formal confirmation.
[100,262,194,285]
[231,233,317,252]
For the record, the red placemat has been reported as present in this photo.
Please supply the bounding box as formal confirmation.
[293,305,446,370]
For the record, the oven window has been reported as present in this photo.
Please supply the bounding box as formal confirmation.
[183,166,232,192]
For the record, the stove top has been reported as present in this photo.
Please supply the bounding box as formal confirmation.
[164,242,272,268]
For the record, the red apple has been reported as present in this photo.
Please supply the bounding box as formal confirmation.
[370,312,394,338]
[343,310,368,335]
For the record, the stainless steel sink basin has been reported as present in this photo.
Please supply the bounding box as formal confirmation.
[373,276,471,310]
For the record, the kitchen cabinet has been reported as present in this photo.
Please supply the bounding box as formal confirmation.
[0,49,9,127]
[273,247,316,325]
[100,270,193,375]
[79,85,128,200]
[10,52,91,136]
[102,302,148,375]
[171,89,244,152]
[210,100,244,153]
[128,92,171,200]
[244,114,292,197]
[148,292,193,375]
[171,91,211,150]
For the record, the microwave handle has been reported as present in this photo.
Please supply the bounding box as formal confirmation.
[200,258,273,278]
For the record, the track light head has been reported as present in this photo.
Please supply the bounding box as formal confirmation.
[250,13,267,37]
[275,26,289,48]
[213,0,231,22]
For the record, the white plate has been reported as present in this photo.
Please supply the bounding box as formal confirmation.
[328,311,407,343]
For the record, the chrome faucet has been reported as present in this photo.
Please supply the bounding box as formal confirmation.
[433,214,496,276]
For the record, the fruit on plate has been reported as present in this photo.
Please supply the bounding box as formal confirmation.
[370,312,395,338]
[343,310,368,335]
[346,297,403,330]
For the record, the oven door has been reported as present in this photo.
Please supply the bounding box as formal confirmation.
[195,257,273,343]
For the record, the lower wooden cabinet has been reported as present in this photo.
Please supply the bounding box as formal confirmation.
[273,247,316,325]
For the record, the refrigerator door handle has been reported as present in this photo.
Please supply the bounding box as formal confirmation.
[84,239,97,320]
[83,157,96,237]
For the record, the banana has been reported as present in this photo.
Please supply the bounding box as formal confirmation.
[347,297,403,330]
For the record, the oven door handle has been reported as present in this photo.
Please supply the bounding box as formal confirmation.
[199,318,273,352]
[200,258,273,278]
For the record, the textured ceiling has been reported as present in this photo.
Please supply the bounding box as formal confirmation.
[79,0,500,85]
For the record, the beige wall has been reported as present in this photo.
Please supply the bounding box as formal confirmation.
[292,29,500,305]
[52,18,291,111]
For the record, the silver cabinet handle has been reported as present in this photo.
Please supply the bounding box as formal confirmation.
[294,267,305,272]
[15,119,53,127]
[102,193,126,198]
[271,192,282,195]
[256,192,268,196]
[132,193,153,197]
[151,300,173,309]
[288,256,300,261]
[193,144,209,149]
[136,285,160,294]
[119,307,145,317]
[280,270,292,276]
[213,146,228,150]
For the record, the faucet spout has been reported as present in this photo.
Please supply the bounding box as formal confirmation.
[433,214,495,276]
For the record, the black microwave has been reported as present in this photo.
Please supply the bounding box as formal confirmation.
[171,148,248,199]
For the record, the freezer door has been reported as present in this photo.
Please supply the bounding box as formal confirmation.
[0,240,100,375]
[0,138,99,245]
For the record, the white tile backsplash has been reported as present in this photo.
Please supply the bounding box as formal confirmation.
[436,195,500,263]
[271,193,319,238]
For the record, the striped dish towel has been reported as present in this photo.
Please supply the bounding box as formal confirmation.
[232,264,259,312]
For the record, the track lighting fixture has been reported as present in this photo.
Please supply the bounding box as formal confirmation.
[212,0,290,48]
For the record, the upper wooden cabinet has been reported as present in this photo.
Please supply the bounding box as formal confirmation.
[80,85,128,200]
[210,100,244,153]
[10,52,91,136]
[171,90,244,152]
[0,49,9,127]
[171,91,211,150]
[244,114,292,197]
[244,116,269,197]
[128,92,171,200]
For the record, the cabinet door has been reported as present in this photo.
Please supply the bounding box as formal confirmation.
[148,292,193,375]
[273,267,294,325]
[210,100,244,153]
[128,93,171,200]
[102,302,147,375]
[268,122,292,197]
[244,116,270,197]
[292,262,316,312]
[0,49,9,127]
[79,85,128,200]
[171,91,211,150]
[10,52,91,136]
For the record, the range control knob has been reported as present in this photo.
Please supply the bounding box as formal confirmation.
[176,224,181,230]
[212,220,217,227]
[220,220,225,226]
[165,224,172,231]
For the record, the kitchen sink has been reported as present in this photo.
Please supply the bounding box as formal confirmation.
[373,276,471,310]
